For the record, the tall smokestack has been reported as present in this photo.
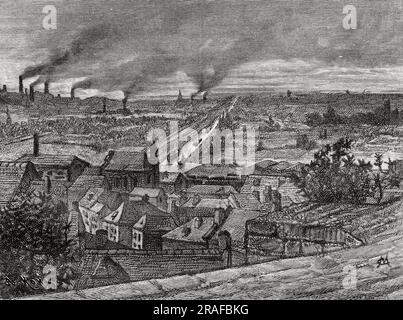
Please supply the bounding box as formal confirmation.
[33,132,39,157]
[29,85,34,102]
[2,85,6,92]
[203,91,208,102]
[44,81,49,94]
[122,96,128,110]
[25,88,28,95]
[19,76,24,93]
[70,88,75,99]
[103,97,107,113]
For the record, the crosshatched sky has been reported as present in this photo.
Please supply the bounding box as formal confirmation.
[0,0,402,98]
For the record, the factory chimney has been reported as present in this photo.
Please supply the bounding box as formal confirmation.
[202,91,208,102]
[2,85,6,92]
[122,96,128,110]
[19,76,24,93]
[25,88,28,95]
[70,88,75,99]
[44,81,49,94]
[103,97,107,114]
[29,85,35,102]
[33,132,39,157]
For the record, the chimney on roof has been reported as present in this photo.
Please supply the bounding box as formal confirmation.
[33,132,39,157]
[2,85,7,92]
[193,217,203,229]
[272,190,282,212]
[29,85,34,102]
[44,81,49,94]
[192,194,201,206]
[45,176,51,194]
[263,186,273,204]
[214,209,224,225]
[19,76,24,93]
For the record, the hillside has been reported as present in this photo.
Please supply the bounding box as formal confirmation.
[27,198,403,300]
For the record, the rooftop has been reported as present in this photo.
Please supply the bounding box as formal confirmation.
[186,185,238,195]
[104,200,174,231]
[220,209,264,246]
[18,154,89,167]
[0,161,39,206]
[129,187,163,198]
[162,217,216,244]
[103,149,151,172]
[184,164,244,179]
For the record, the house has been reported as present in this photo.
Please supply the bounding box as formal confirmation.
[78,187,123,235]
[251,159,305,177]
[232,193,264,211]
[17,135,90,184]
[128,187,167,212]
[102,200,175,250]
[176,164,247,192]
[185,185,238,198]
[159,171,180,194]
[68,166,107,211]
[162,216,220,250]
[167,192,181,213]
[241,175,307,209]
[389,159,403,180]
[172,204,230,228]
[101,149,159,192]
[219,209,264,249]
[0,161,41,208]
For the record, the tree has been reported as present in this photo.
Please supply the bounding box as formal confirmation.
[0,193,74,298]
[295,138,373,204]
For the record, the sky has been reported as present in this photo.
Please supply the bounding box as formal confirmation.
[0,0,402,99]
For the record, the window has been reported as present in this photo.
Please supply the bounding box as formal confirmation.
[132,229,143,249]
[130,177,138,189]
[108,225,119,242]
[123,177,128,190]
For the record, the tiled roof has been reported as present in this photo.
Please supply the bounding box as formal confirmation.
[233,193,264,211]
[196,198,231,210]
[162,217,216,243]
[69,174,105,191]
[0,162,31,206]
[129,187,162,198]
[79,188,122,218]
[185,164,243,179]
[220,209,264,246]
[104,200,174,231]
[18,154,88,167]
[160,172,179,183]
[103,150,148,172]
[186,185,238,195]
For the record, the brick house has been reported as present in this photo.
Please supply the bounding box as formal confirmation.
[102,200,175,250]
[101,149,159,192]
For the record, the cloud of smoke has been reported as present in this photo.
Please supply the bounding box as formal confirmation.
[20,0,403,97]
